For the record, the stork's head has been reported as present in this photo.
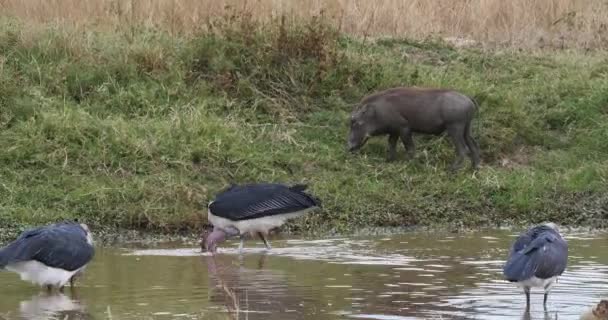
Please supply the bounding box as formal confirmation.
[542,222,559,233]
[79,223,94,246]
[200,228,227,253]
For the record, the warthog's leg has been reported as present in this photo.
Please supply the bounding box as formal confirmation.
[464,122,480,170]
[447,124,467,171]
[387,134,399,161]
[399,128,415,160]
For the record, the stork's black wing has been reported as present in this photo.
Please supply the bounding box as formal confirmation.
[0,223,94,271]
[209,183,320,221]
[509,231,534,254]
[503,231,568,282]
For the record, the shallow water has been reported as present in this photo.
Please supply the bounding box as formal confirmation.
[0,229,607,320]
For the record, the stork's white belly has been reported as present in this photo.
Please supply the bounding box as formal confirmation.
[516,276,558,291]
[5,260,84,287]
[208,207,315,235]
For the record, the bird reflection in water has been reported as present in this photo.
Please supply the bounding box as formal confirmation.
[17,292,91,320]
[520,309,558,320]
[203,253,314,320]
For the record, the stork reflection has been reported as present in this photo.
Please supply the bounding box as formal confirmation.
[17,292,92,320]
[203,253,318,320]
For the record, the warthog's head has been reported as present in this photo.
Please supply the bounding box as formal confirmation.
[347,104,375,152]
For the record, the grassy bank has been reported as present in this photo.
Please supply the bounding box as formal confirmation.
[0,15,607,241]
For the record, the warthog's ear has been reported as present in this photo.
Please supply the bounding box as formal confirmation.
[360,104,376,117]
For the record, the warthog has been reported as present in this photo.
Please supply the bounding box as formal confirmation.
[347,87,480,171]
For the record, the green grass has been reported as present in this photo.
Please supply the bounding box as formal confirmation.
[1,15,607,240]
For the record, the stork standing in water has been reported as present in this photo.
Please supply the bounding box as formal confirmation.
[202,183,321,253]
[0,221,95,292]
[503,222,568,310]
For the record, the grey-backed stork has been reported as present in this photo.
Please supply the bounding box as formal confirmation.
[0,221,95,292]
[503,222,568,310]
[202,182,321,253]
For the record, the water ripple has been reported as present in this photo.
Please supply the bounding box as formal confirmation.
[1,229,605,319]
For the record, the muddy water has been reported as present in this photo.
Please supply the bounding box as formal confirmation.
[0,229,607,320]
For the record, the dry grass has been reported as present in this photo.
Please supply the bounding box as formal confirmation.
[1,0,607,49]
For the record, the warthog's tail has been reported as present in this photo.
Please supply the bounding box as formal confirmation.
[465,95,481,167]
[468,95,481,140]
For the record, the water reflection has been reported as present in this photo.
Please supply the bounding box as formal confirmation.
[203,253,326,320]
[520,310,558,320]
[17,292,91,320]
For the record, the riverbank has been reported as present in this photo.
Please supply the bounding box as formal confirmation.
[1,15,607,239]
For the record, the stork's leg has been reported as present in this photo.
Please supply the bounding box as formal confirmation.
[543,281,553,308]
[59,285,65,293]
[524,287,531,311]
[258,232,271,250]
[238,234,245,254]
[70,278,77,296]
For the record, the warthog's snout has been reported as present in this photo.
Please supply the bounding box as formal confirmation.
[347,140,367,153]
[347,123,369,153]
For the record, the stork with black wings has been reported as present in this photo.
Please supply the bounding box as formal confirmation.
[202,183,322,253]
[0,221,95,292]
[503,222,568,310]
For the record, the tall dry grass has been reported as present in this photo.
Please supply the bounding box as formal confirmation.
[1,0,607,49]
